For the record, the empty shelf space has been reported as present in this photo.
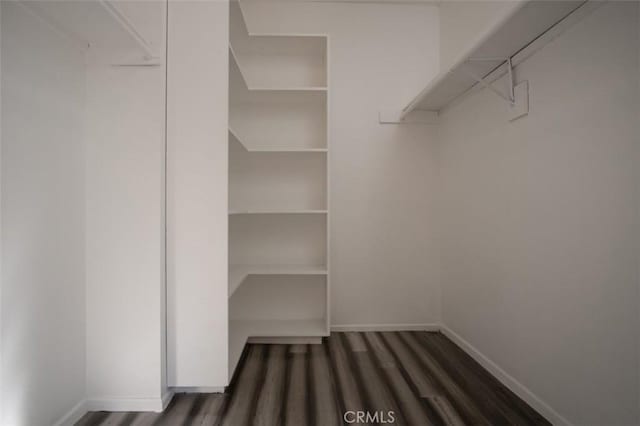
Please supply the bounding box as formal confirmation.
[229,128,327,153]
[229,318,327,377]
[229,273,328,375]
[233,44,327,89]
[229,93,327,151]
[229,68,327,150]
[230,213,327,267]
[229,138,327,212]
[229,47,327,151]
[229,264,328,297]
[230,2,327,88]
[230,59,327,103]
[230,46,327,92]
[230,276,327,320]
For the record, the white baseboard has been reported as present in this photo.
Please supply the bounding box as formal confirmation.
[170,386,225,393]
[86,396,167,412]
[331,323,440,332]
[53,399,87,426]
[440,325,572,426]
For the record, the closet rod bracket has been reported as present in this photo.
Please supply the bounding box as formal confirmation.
[461,57,515,105]
[462,57,529,121]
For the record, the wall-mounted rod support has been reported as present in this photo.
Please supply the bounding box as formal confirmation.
[461,57,515,105]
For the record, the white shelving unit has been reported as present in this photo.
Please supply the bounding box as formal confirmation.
[227,1,330,379]
[382,0,596,123]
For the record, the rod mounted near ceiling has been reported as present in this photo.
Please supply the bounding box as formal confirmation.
[379,0,601,124]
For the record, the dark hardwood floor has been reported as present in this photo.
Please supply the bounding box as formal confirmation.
[76,331,550,425]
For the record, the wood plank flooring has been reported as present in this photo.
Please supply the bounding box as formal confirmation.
[76,331,550,425]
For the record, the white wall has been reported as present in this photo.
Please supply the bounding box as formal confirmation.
[1,3,86,424]
[438,0,522,72]
[83,0,168,411]
[167,0,229,387]
[84,62,167,410]
[437,3,639,424]
[241,0,441,328]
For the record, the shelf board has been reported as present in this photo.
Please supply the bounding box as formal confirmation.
[230,2,327,90]
[229,210,327,215]
[401,0,588,116]
[250,87,327,92]
[229,127,327,153]
[229,264,328,297]
[229,318,327,376]
[234,318,327,337]
[229,59,327,149]
[247,148,328,153]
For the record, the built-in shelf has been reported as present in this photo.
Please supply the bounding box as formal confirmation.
[227,0,329,381]
[229,213,327,270]
[230,133,327,211]
[230,2,327,89]
[229,53,327,149]
[395,0,589,121]
[229,264,328,297]
[229,210,327,215]
[229,128,327,153]
[230,45,327,92]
